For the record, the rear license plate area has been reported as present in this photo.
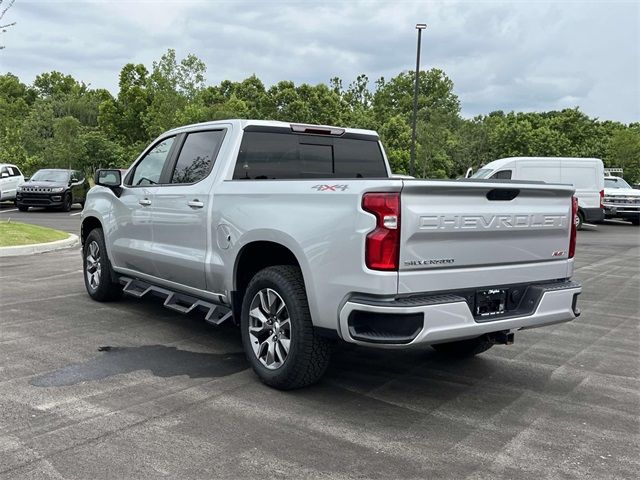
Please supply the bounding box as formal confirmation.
[475,288,507,318]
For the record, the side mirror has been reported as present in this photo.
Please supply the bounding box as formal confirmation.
[95,169,123,196]
[1,172,8,178]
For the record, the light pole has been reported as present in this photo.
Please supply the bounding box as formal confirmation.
[410,23,426,178]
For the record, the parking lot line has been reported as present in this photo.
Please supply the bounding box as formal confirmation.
[0,208,18,214]
[70,212,83,216]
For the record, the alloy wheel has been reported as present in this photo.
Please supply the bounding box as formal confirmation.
[248,288,292,370]
[85,240,102,290]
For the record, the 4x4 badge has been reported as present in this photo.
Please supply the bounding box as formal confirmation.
[312,184,349,191]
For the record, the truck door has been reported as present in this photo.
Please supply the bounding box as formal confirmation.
[151,129,226,291]
[109,136,177,277]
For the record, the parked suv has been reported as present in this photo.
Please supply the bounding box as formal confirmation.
[81,120,582,389]
[17,168,89,212]
[0,163,25,203]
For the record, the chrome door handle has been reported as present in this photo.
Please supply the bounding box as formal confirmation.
[139,198,151,206]
[187,200,204,209]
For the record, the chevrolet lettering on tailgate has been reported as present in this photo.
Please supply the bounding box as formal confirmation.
[419,213,567,230]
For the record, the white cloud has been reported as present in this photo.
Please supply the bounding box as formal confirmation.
[1,0,638,122]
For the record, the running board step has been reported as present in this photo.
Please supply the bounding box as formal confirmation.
[120,277,233,326]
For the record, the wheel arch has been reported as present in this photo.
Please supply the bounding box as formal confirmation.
[232,240,307,322]
[81,216,103,246]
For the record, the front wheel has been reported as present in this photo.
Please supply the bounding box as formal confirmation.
[17,204,29,212]
[61,193,72,212]
[83,228,123,301]
[576,211,584,230]
[241,265,332,390]
[432,336,494,357]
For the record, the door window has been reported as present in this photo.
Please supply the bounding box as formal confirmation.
[129,137,175,186]
[170,130,225,184]
[0,167,8,177]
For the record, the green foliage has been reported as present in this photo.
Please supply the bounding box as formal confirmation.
[607,126,640,183]
[0,50,637,184]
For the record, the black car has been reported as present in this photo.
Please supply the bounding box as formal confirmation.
[16,169,90,212]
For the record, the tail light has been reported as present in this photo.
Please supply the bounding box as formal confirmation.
[569,196,578,258]
[599,189,604,209]
[362,192,400,271]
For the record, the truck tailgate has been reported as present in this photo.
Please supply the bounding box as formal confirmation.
[399,180,575,292]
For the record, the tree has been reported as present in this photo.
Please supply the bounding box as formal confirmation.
[98,63,150,144]
[606,127,640,183]
[142,49,207,138]
[0,0,16,50]
[1,50,636,183]
[379,115,411,174]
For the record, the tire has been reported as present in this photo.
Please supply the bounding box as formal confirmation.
[83,228,123,301]
[576,211,584,230]
[61,192,72,212]
[630,218,640,226]
[240,265,332,390]
[432,335,494,358]
[17,204,29,212]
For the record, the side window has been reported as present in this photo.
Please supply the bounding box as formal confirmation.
[491,170,512,180]
[129,137,175,186]
[171,130,225,184]
[11,167,22,177]
[0,167,8,177]
[234,132,299,179]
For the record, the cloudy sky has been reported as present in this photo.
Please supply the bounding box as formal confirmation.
[1,0,638,123]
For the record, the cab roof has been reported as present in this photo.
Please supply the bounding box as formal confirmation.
[164,119,378,139]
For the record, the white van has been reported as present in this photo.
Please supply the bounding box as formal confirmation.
[470,157,604,228]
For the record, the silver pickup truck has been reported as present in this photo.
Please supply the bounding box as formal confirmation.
[81,119,582,389]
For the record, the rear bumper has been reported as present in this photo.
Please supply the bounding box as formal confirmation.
[338,280,581,348]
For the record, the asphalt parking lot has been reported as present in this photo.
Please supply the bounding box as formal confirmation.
[0,214,638,479]
[0,202,83,233]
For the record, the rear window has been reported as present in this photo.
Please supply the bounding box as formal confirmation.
[233,132,387,179]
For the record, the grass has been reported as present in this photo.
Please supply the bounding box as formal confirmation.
[0,220,69,247]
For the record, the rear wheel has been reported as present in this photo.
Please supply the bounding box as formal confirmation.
[432,336,494,357]
[83,228,122,301]
[241,265,331,390]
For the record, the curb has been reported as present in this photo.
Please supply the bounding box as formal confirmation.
[0,233,79,257]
